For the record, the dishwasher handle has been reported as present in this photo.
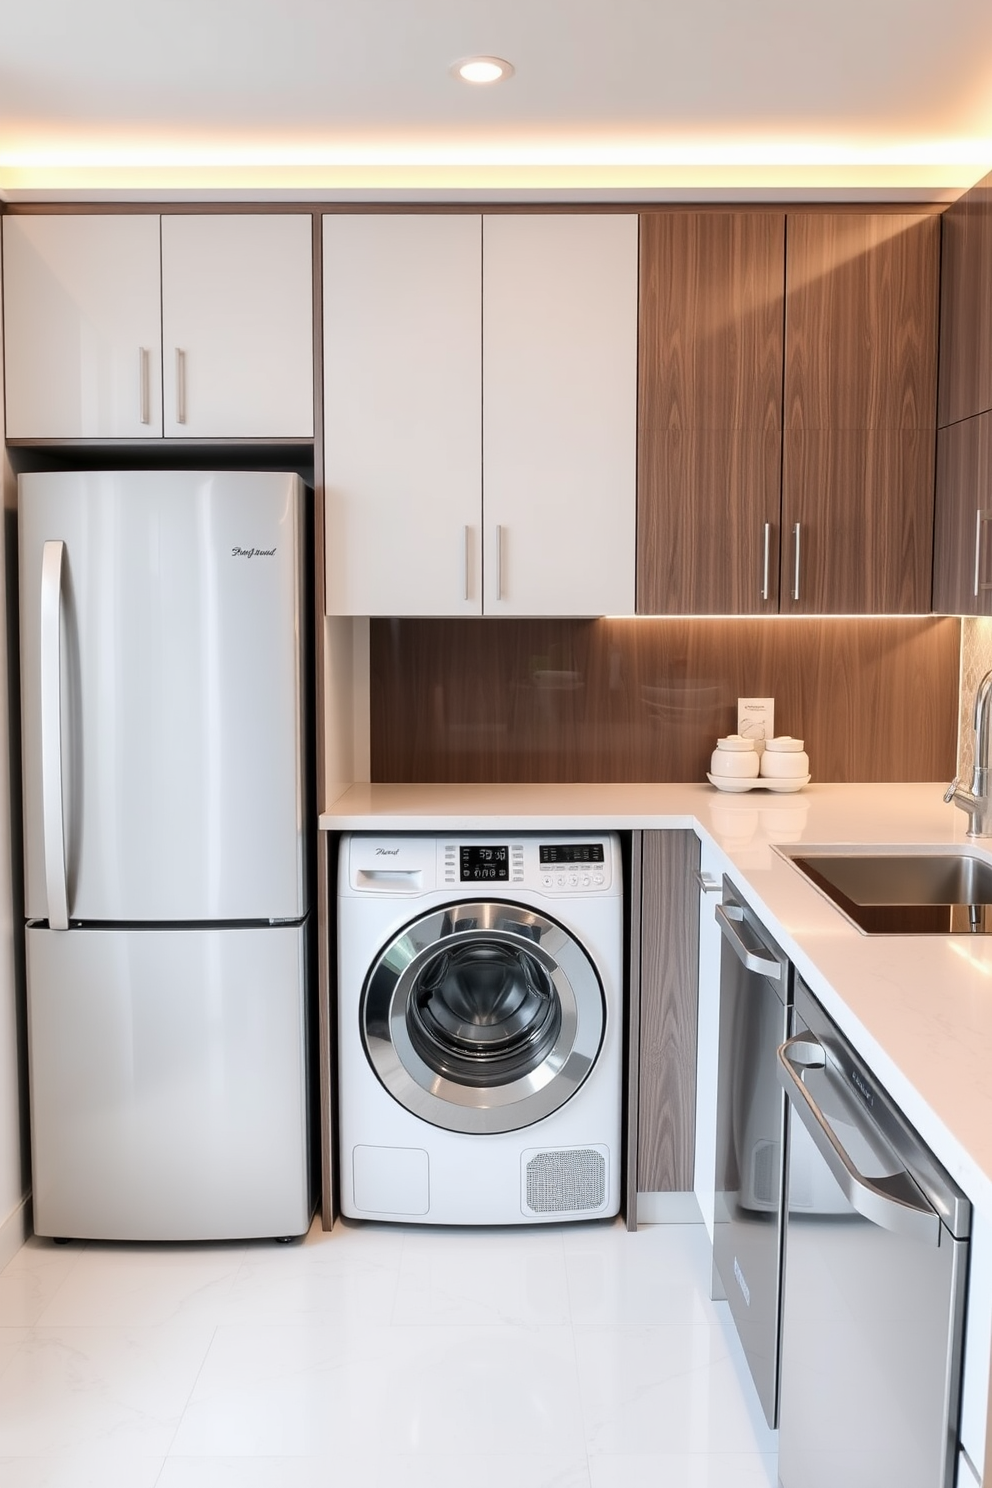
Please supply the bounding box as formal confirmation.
[715,901,783,979]
[777,1032,941,1246]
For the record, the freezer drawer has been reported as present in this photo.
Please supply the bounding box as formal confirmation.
[27,921,313,1241]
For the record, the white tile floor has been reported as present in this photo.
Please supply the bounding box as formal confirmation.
[0,1215,778,1487]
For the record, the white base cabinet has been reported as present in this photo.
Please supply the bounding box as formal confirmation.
[322,212,637,617]
[3,213,314,441]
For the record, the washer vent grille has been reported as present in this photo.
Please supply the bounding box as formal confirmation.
[524,1148,606,1214]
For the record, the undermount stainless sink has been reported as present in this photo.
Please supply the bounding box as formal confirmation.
[778,847,992,934]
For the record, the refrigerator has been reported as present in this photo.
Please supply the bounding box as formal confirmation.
[19,468,314,1241]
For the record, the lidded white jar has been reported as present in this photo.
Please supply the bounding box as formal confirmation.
[759,736,809,779]
[710,735,759,779]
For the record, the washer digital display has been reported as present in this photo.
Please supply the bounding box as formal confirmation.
[540,844,605,865]
[460,845,509,881]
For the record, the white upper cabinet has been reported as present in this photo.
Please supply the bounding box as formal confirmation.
[3,215,163,439]
[3,212,314,441]
[482,214,638,617]
[322,212,638,617]
[161,214,314,439]
[323,215,483,616]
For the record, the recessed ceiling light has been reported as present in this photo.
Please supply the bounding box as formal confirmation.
[452,56,515,85]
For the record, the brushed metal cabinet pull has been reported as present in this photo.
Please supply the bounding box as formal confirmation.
[138,347,150,425]
[974,509,992,598]
[792,522,801,602]
[175,348,187,425]
[761,522,771,601]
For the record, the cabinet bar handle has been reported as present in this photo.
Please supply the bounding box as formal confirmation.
[138,347,150,425]
[496,524,504,601]
[694,870,721,894]
[974,509,992,597]
[761,522,771,601]
[463,525,471,602]
[791,522,801,602]
[175,348,187,425]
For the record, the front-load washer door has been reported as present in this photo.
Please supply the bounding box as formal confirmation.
[361,901,606,1134]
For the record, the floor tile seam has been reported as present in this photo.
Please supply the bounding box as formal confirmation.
[0,1326,31,1388]
[20,1248,88,1330]
[151,1322,221,1466]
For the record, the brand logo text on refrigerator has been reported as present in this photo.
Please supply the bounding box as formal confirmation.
[232,546,277,558]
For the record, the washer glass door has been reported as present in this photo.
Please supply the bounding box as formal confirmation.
[362,901,605,1133]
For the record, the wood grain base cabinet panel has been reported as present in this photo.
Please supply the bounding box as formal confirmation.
[934,412,992,616]
[938,167,992,428]
[636,830,701,1194]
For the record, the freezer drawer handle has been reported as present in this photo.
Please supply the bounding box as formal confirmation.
[777,1031,940,1246]
[40,540,69,931]
[714,902,782,979]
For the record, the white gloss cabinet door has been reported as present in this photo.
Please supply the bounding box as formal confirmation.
[161,214,314,438]
[482,214,638,616]
[2,215,162,439]
[323,214,483,616]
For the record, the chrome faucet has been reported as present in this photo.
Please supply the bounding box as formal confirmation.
[946,668,992,836]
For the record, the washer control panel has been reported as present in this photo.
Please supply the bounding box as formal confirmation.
[440,835,616,894]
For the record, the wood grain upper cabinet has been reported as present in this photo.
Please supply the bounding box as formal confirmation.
[3,215,163,439]
[322,215,483,617]
[781,213,939,614]
[322,212,637,618]
[483,214,638,617]
[637,212,785,615]
[160,214,313,439]
[933,411,992,615]
[937,167,992,428]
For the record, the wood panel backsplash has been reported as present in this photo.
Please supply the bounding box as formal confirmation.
[370,616,960,784]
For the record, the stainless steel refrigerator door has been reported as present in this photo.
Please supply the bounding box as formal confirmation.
[19,469,307,924]
[27,921,312,1241]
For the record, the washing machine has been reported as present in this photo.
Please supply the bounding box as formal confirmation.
[337,831,623,1225]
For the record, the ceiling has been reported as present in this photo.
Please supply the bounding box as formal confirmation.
[2,0,992,201]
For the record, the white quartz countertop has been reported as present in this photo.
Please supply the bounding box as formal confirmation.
[321,780,992,1215]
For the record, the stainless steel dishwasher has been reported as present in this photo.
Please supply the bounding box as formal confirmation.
[777,977,971,1488]
[713,883,792,1428]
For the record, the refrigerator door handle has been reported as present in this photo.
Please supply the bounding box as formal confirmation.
[40,540,69,930]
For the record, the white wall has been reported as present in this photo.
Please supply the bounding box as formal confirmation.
[0,248,30,1266]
